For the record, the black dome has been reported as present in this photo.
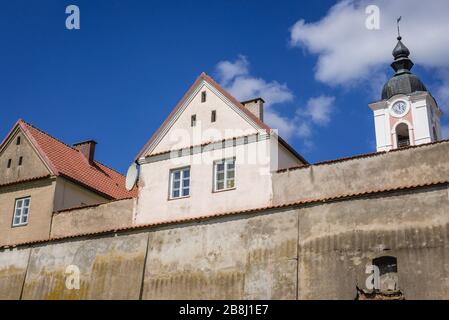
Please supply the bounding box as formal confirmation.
[381,36,428,100]
[381,73,428,100]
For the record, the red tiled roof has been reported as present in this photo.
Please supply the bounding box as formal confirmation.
[10,120,137,199]
[135,72,305,164]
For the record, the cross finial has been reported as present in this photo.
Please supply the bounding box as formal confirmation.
[397,16,402,40]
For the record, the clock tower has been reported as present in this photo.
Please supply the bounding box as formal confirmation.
[369,35,443,152]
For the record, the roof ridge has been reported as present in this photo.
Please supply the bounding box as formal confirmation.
[93,160,126,177]
[20,119,82,153]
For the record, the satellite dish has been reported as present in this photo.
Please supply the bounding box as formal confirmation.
[125,163,139,191]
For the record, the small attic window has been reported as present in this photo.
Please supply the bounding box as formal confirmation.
[191,115,197,127]
[201,91,207,103]
[18,156,23,166]
[7,159,12,169]
[211,110,216,123]
[16,136,21,145]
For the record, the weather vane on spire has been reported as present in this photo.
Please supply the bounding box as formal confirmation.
[397,16,402,39]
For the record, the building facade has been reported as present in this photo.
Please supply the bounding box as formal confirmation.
[0,120,136,246]
[0,35,448,300]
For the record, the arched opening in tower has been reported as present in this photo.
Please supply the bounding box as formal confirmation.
[396,123,410,148]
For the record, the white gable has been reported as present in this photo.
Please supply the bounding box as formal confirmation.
[145,79,264,156]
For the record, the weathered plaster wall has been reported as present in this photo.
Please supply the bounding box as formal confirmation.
[141,209,298,300]
[297,185,449,300]
[51,198,135,238]
[22,232,148,300]
[273,141,449,205]
[1,184,447,300]
[0,247,30,299]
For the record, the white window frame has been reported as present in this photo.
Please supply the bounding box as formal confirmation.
[169,167,190,199]
[213,158,236,192]
[12,197,31,227]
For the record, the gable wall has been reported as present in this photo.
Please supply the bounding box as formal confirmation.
[150,83,260,155]
[0,128,50,185]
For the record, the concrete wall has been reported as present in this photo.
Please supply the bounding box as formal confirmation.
[1,183,448,300]
[0,247,30,299]
[141,209,297,300]
[273,141,449,205]
[53,177,108,212]
[0,178,55,246]
[51,198,135,238]
[297,185,449,300]
[22,233,148,300]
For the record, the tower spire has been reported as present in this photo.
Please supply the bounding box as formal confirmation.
[396,16,402,40]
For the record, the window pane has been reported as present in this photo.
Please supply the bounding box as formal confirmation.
[23,208,29,215]
[173,181,180,189]
[21,216,28,224]
[227,162,235,170]
[183,179,190,187]
[227,170,235,179]
[217,182,224,190]
[217,172,224,181]
[173,171,181,180]
[24,199,30,207]
[173,190,180,198]
[216,163,224,172]
[183,169,190,178]
[227,179,235,189]
[15,209,21,217]
[16,200,23,209]
[182,188,190,196]
[14,217,20,225]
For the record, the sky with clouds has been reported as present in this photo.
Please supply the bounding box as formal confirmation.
[0,0,448,172]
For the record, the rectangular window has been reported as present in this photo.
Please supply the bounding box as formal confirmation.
[211,110,216,123]
[7,159,12,169]
[214,158,235,192]
[191,115,197,127]
[12,197,30,227]
[170,167,190,199]
[18,156,23,166]
[201,91,207,103]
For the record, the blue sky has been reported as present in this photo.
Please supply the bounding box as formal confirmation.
[1,0,447,173]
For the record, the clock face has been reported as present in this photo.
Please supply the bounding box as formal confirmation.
[391,101,407,116]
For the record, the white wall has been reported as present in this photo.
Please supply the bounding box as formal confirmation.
[135,139,273,224]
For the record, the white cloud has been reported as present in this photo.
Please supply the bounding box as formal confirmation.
[215,56,336,143]
[304,96,336,126]
[216,55,294,107]
[216,55,249,86]
[289,0,449,137]
[289,0,449,105]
